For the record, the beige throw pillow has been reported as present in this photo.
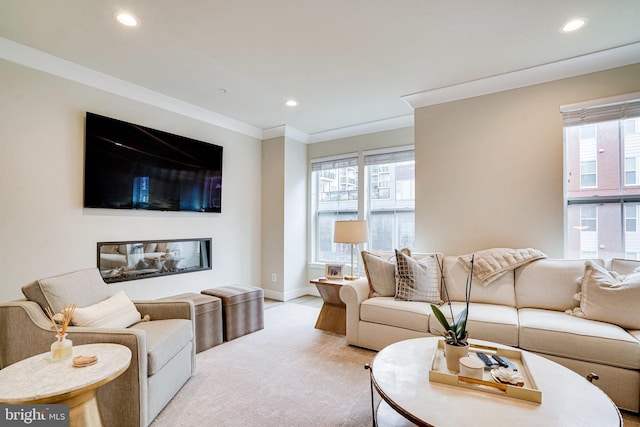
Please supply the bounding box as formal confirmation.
[72,290,142,328]
[567,260,640,329]
[394,250,443,303]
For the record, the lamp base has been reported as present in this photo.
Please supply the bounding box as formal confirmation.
[344,275,359,281]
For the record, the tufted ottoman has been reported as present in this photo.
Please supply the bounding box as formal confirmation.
[201,285,264,341]
[161,292,223,353]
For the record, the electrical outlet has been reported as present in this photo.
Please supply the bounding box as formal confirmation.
[271,273,277,282]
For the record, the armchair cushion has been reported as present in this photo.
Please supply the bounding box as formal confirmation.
[22,268,113,313]
[129,318,193,375]
[72,290,142,328]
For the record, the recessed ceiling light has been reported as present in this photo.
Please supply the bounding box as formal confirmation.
[116,12,140,27]
[285,100,298,107]
[561,17,587,33]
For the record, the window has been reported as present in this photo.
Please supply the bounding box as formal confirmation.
[311,155,358,263]
[310,147,416,264]
[626,204,637,232]
[625,157,638,185]
[562,93,640,259]
[365,148,415,251]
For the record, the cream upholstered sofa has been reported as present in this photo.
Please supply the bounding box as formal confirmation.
[340,250,640,412]
[0,268,196,426]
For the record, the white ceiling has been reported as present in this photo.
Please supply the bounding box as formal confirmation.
[1,1,640,141]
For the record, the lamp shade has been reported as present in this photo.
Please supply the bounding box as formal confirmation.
[333,220,368,244]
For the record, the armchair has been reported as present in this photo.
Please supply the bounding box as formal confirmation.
[0,268,196,427]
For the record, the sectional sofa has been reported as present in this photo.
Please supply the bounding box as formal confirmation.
[339,250,640,412]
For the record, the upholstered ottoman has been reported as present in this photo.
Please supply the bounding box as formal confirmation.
[201,285,264,341]
[161,292,223,353]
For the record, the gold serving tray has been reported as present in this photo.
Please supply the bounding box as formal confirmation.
[429,340,542,404]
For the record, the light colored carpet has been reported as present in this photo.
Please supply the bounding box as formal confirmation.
[149,300,640,426]
[151,302,377,427]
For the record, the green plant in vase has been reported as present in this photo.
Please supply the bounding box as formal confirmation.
[431,254,474,371]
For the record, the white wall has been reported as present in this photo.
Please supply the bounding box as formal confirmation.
[261,137,285,298]
[283,136,308,298]
[261,135,308,301]
[414,63,640,257]
[0,59,262,302]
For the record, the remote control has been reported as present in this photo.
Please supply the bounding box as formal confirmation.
[491,354,509,368]
[476,352,497,368]
[495,355,518,371]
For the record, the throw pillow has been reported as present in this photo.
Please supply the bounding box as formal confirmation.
[72,290,142,328]
[23,268,114,314]
[361,248,411,297]
[567,260,640,329]
[394,250,443,303]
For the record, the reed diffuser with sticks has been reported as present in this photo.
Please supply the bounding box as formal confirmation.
[46,303,76,361]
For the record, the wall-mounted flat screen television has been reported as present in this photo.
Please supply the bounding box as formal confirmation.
[84,112,223,213]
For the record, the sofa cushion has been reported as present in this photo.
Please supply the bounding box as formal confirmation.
[514,259,604,311]
[428,301,519,347]
[72,290,142,328]
[22,268,114,314]
[128,318,193,375]
[443,256,515,306]
[609,258,640,275]
[518,308,640,370]
[394,250,442,303]
[569,261,640,330]
[361,297,431,333]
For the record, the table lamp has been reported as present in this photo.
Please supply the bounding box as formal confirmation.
[333,220,369,280]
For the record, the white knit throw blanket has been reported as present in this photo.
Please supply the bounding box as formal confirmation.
[459,248,547,286]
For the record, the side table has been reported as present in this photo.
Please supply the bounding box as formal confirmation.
[0,343,131,427]
[310,277,358,335]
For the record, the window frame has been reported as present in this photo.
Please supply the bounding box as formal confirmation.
[309,145,416,265]
[562,92,640,259]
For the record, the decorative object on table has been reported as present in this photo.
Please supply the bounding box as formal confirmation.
[333,220,369,280]
[491,366,525,386]
[45,303,76,362]
[459,355,484,380]
[429,340,541,403]
[431,254,474,371]
[73,355,98,367]
[325,263,345,280]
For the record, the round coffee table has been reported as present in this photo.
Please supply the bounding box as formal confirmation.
[368,337,622,427]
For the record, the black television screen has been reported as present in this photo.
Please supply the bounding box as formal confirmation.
[84,112,223,212]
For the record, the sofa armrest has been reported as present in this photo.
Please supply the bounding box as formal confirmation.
[339,278,371,346]
[0,300,148,427]
[134,299,195,321]
[134,299,197,377]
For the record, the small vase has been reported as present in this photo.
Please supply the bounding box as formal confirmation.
[444,342,469,372]
[51,333,72,362]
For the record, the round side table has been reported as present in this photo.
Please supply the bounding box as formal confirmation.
[0,343,131,427]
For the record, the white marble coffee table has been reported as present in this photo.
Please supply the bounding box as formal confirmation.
[0,343,131,427]
[368,337,622,427]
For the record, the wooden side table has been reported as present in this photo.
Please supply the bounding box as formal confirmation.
[310,277,355,335]
[0,343,131,427]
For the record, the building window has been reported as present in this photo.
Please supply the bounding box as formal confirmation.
[563,94,640,259]
[626,204,637,232]
[365,148,415,251]
[311,155,358,263]
[579,137,597,188]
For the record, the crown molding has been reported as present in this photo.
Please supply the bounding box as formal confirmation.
[262,125,309,143]
[402,42,640,110]
[308,114,414,143]
[0,37,263,139]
